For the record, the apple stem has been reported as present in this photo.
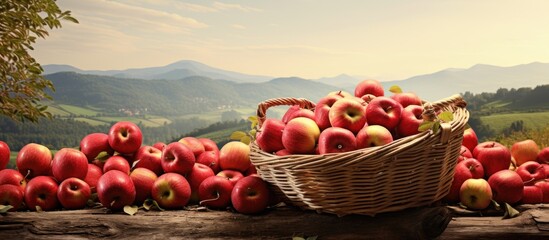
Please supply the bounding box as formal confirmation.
[199,192,220,206]
[524,178,536,185]
[24,170,31,179]
[110,199,117,207]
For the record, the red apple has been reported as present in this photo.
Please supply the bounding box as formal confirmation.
[535,180,549,203]
[161,142,195,175]
[16,143,52,179]
[317,127,357,154]
[396,105,424,138]
[473,141,512,178]
[198,176,233,209]
[356,125,393,149]
[522,185,543,204]
[80,133,114,162]
[196,150,220,174]
[0,141,10,170]
[354,79,384,98]
[103,155,131,175]
[255,118,286,154]
[537,147,549,164]
[457,145,473,163]
[0,184,24,211]
[25,176,59,211]
[179,137,205,159]
[134,145,163,176]
[0,169,27,193]
[275,149,291,156]
[287,108,315,122]
[516,161,546,185]
[365,96,403,131]
[130,167,158,205]
[217,170,244,186]
[282,105,301,124]
[57,177,91,210]
[52,148,88,182]
[199,138,219,152]
[328,98,367,134]
[462,128,478,153]
[96,170,136,210]
[459,178,492,210]
[84,164,102,193]
[487,169,523,204]
[186,163,215,203]
[152,142,166,151]
[511,139,540,166]
[231,175,270,214]
[328,90,353,98]
[151,173,191,209]
[282,117,320,154]
[314,94,344,131]
[219,141,251,172]
[245,163,258,176]
[444,158,484,202]
[0,183,23,210]
[390,92,422,108]
[542,164,549,178]
[108,121,143,154]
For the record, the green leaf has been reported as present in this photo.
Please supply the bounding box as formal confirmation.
[502,203,520,219]
[432,121,441,135]
[230,131,247,141]
[241,136,252,145]
[418,121,435,132]
[143,199,164,211]
[438,111,454,122]
[0,205,14,214]
[249,129,257,138]
[248,116,258,123]
[389,85,403,94]
[95,151,111,161]
[491,199,501,211]
[123,205,139,216]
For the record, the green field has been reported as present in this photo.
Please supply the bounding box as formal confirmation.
[480,111,549,133]
[58,104,100,116]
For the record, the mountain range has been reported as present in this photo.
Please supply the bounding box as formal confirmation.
[43,60,549,102]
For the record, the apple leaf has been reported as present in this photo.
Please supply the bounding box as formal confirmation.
[230,131,247,141]
[248,116,259,129]
[418,121,435,132]
[241,136,252,145]
[438,111,454,122]
[95,151,111,162]
[0,205,13,214]
[389,85,403,94]
[502,203,520,219]
[35,205,43,212]
[491,199,501,211]
[249,129,257,138]
[143,199,164,211]
[432,121,441,135]
[123,205,139,216]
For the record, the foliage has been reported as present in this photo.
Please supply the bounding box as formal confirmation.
[493,125,549,149]
[0,0,77,122]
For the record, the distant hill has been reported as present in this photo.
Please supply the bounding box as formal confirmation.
[43,60,273,83]
[44,72,339,116]
[379,62,549,101]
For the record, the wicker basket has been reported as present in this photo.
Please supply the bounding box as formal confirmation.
[249,94,469,216]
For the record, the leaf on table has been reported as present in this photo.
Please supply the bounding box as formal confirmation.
[124,205,139,216]
[0,205,14,214]
[502,203,520,219]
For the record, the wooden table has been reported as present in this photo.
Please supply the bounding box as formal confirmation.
[1,204,548,239]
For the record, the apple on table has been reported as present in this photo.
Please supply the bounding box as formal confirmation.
[231,175,270,214]
[459,178,492,210]
[16,143,53,179]
[198,175,234,209]
[96,170,136,211]
[57,177,91,210]
[151,172,191,209]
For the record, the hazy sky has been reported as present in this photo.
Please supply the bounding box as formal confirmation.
[34,0,549,80]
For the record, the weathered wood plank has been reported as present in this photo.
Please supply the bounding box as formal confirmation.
[1,204,549,239]
[0,206,450,239]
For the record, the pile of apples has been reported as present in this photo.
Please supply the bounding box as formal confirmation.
[446,128,549,210]
[256,79,426,155]
[0,121,274,214]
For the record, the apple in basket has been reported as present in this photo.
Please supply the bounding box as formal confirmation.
[390,92,422,108]
[314,93,345,131]
[255,118,286,154]
[459,178,492,210]
[356,125,393,149]
[354,79,385,98]
[282,117,320,154]
[317,127,357,154]
[328,98,367,134]
[365,96,403,131]
[396,105,424,138]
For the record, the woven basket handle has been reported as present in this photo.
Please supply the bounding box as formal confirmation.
[429,94,467,110]
[256,97,316,126]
